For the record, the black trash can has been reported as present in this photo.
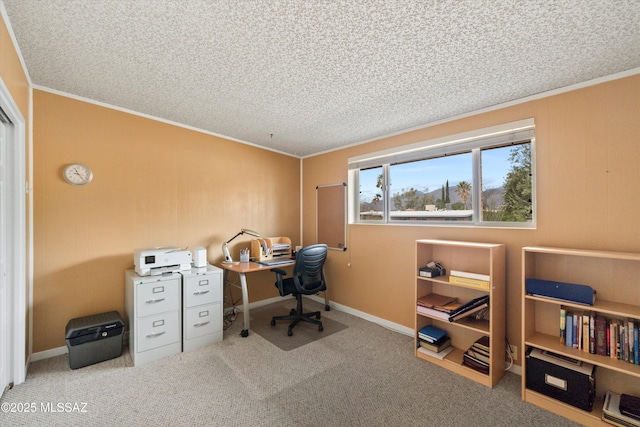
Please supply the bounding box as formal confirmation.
[65,311,125,369]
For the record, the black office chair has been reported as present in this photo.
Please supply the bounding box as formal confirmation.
[270,244,328,336]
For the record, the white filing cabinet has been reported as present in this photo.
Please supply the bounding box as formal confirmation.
[125,269,182,366]
[181,265,223,351]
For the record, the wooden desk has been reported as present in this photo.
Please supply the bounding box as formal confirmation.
[220,260,330,337]
[221,261,294,337]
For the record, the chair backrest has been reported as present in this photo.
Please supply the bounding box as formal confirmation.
[292,244,328,294]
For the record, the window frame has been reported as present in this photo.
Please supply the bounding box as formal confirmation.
[348,118,536,228]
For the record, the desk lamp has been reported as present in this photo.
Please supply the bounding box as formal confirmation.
[222,228,260,264]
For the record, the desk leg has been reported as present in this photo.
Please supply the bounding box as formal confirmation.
[239,272,250,337]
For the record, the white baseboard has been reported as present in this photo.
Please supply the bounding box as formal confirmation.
[309,294,523,376]
[507,363,522,376]
[30,296,523,376]
[31,345,67,362]
[308,294,415,336]
[223,295,289,317]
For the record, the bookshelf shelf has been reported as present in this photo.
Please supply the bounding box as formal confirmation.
[522,246,640,426]
[525,294,640,320]
[416,311,490,334]
[414,239,505,388]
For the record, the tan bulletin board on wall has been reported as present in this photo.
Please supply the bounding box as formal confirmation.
[316,183,347,251]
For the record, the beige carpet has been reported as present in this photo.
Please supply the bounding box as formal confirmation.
[0,299,581,427]
[247,299,348,351]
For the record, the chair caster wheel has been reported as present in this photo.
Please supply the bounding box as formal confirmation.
[270,320,276,326]
[317,313,321,319]
[319,325,324,332]
[241,329,249,338]
[287,329,293,336]
[290,309,296,315]
[325,305,331,311]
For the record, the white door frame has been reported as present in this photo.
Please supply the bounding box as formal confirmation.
[0,116,8,393]
[0,77,27,390]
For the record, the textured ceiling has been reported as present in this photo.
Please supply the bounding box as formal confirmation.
[3,1,640,157]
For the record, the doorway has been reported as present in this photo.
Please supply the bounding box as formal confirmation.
[0,116,7,395]
[0,79,27,396]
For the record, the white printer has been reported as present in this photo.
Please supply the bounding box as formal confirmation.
[134,247,192,276]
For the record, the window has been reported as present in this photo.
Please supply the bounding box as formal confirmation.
[348,119,535,227]
[359,166,385,221]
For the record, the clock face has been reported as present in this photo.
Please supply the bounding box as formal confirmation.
[63,163,93,186]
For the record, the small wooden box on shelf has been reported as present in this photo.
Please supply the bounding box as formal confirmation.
[250,236,292,262]
[414,239,505,388]
[522,246,640,426]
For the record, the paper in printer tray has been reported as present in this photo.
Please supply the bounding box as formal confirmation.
[525,278,596,305]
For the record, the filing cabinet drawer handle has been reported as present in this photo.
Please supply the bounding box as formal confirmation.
[193,321,210,327]
[145,298,166,304]
[193,290,210,295]
[146,331,166,338]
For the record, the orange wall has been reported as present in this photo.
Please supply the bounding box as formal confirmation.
[302,75,640,363]
[33,90,301,352]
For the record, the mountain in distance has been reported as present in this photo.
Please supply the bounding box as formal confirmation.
[361,185,504,211]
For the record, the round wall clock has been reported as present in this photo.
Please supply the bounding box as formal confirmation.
[63,163,93,186]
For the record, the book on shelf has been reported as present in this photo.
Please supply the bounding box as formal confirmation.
[612,319,620,360]
[574,312,580,349]
[472,335,490,352]
[462,352,489,374]
[466,347,490,364]
[417,325,447,343]
[417,345,454,360]
[595,315,608,356]
[417,293,457,309]
[448,302,489,322]
[633,321,640,365]
[449,270,490,282]
[560,307,566,344]
[565,314,573,347]
[448,295,489,316]
[434,302,463,313]
[419,295,490,323]
[565,313,640,365]
[582,313,589,351]
[624,319,635,363]
[560,309,605,354]
[589,311,596,354]
[417,305,451,321]
[419,337,451,353]
[607,321,612,356]
[448,275,490,290]
[462,336,491,375]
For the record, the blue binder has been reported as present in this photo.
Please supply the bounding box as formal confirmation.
[525,278,596,305]
[418,325,447,343]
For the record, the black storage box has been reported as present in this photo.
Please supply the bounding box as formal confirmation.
[65,311,124,369]
[526,347,595,412]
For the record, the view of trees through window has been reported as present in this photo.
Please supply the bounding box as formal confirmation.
[358,142,532,223]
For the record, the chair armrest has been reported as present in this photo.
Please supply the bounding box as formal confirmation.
[272,268,289,296]
[272,268,287,277]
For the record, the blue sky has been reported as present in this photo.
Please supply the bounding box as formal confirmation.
[390,147,512,193]
[360,145,514,202]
